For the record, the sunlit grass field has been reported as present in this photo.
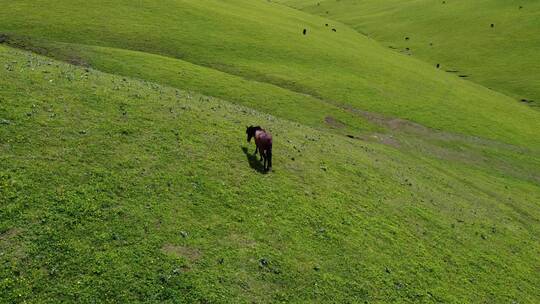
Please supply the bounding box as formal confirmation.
[277,0,540,107]
[1,0,539,302]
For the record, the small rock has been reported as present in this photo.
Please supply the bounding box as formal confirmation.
[180,231,188,238]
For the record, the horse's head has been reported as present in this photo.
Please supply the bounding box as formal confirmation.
[246,126,254,142]
[246,125,261,143]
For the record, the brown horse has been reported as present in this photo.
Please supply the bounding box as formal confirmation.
[246,126,272,171]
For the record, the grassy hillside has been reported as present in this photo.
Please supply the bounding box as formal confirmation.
[276,0,540,107]
[1,0,539,148]
[2,45,540,303]
[1,0,540,302]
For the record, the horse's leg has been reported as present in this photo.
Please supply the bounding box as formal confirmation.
[262,151,267,170]
[254,145,258,155]
[259,148,264,161]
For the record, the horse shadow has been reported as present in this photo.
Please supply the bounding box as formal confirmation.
[241,146,267,174]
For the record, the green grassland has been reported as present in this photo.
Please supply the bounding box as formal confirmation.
[1,0,539,148]
[2,44,539,303]
[276,0,540,107]
[1,0,539,303]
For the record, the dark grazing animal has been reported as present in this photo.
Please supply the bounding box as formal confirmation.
[246,126,272,171]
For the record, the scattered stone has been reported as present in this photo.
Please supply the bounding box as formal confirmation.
[0,119,11,125]
[332,28,336,32]
[180,231,188,238]
[313,265,320,271]
[259,258,269,267]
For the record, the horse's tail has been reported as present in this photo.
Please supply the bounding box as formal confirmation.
[267,146,272,169]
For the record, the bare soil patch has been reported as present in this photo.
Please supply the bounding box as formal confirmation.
[324,116,345,128]
[161,244,202,262]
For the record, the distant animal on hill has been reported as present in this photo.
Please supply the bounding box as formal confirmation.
[303,29,307,35]
[246,126,272,171]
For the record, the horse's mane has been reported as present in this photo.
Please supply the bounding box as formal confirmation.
[247,125,262,135]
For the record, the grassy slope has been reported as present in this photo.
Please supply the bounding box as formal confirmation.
[277,0,540,106]
[2,45,540,303]
[1,0,539,148]
[1,0,540,303]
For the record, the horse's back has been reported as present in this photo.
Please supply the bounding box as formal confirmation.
[255,130,272,150]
